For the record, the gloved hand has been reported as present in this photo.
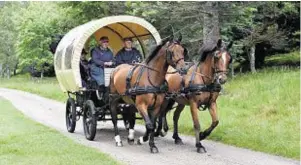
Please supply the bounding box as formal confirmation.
[104,61,113,66]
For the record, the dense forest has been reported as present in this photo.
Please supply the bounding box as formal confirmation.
[0,1,299,78]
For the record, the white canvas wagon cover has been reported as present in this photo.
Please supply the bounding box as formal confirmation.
[54,15,161,92]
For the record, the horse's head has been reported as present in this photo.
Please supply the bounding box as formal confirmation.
[165,34,187,74]
[211,39,233,84]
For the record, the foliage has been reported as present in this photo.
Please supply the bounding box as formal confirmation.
[59,1,128,25]
[0,2,24,73]
[16,2,73,72]
[0,1,299,75]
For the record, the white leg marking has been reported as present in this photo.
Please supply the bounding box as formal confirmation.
[162,131,167,137]
[96,90,101,100]
[139,136,147,144]
[128,129,135,140]
[115,135,121,143]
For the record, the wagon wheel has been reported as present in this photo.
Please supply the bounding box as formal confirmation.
[83,100,97,141]
[66,98,76,133]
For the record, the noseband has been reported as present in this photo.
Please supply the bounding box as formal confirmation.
[212,51,231,82]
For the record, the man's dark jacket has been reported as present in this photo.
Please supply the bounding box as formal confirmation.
[114,48,142,65]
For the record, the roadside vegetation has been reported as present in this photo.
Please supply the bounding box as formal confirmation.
[0,98,121,165]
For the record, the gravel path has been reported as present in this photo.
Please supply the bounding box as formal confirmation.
[0,88,298,165]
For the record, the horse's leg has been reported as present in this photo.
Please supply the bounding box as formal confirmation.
[110,97,122,147]
[160,110,168,137]
[148,111,159,153]
[162,99,175,135]
[172,104,185,145]
[127,105,136,145]
[154,99,169,137]
[154,113,163,137]
[136,103,153,145]
[122,109,129,130]
[199,102,219,141]
[190,100,206,153]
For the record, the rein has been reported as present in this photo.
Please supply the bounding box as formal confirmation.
[131,63,180,74]
[124,43,184,95]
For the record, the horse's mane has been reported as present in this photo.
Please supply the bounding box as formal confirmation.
[145,39,169,64]
[198,42,217,62]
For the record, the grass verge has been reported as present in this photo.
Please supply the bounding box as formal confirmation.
[0,98,120,165]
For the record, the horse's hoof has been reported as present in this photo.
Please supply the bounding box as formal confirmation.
[154,132,160,137]
[160,131,167,137]
[150,146,159,153]
[163,127,169,133]
[127,138,134,145]
[196,146,207,153]
[137,137,147,145]
[116,141,123,147]
[196,143,206,153]
[175,138,184,145]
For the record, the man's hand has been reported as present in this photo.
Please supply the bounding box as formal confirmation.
[104,61,113,66]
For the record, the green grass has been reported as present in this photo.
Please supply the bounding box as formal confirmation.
[0,98,121,165]
[0,68,300,160]
[265,51,300,65]
[166,68,300,159]
[0,75,65,102]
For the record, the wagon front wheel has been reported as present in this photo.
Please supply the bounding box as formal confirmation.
[83,100,97,141]
[66,98,76,133]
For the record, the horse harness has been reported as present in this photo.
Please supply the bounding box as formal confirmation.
[116,42,185,110]
[166,62,223,111]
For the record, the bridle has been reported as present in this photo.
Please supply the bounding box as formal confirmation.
[147,41,186,88]
[166,42,185,69]
[212,50,232,83]
[193,49,232,84]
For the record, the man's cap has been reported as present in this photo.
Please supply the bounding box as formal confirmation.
[123,37,133,42]
[99,36,109,41]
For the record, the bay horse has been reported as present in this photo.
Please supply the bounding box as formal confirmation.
[155,39,232,153]
[109,36,187,153]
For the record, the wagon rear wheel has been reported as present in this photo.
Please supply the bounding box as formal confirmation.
[83,100,97,141]
[66,98,76,133]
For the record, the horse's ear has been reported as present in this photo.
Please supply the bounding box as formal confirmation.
[184,47,189,60]
[217,39,222,48]
[164,41,171,47]
[227,41,233,50]
[178,33,182,42]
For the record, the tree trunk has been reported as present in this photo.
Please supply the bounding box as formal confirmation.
[248,45,256,73]
[231,62,234,78]
[203,2,220,45]
[0,63,2,78]
[40,69,44,79]
[13,62,18,75]
[6,65,10,79]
